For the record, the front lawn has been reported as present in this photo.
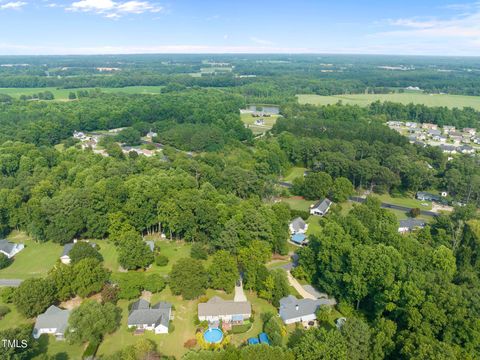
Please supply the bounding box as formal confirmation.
[0,232,62,279]
[373,193,432,210]
[281,197,313,212]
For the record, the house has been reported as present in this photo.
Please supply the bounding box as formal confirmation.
[73,131,85,140]
[405,122,418,128]
[428,129,441,137]
[146,130,158,139]
[60,240,96,265]
[254,118,265,126]
[279,295,336,325]
[289,217,308,234]
[439,144,457,154]
[416,191,440,202]
[33,305,70,340]
[443,126,455,134]
[459,145,475,154]
[463,128,477,136]
[0,239,24,259]
[309,199,332,216]
[462,136,472,144]
[198,296,251,324]
[127,299,172,334]
[398,218,426,233]
[421,123,438,130]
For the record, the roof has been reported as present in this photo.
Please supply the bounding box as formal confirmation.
[279,295,336,322]
[0,239,16,255]
[198,296,251,318]
[399,218,426,230]
[34,305,70,334]
[311,198,332,213]
[128,300,171,328]
[290,217,307,232]
[61,242,97,258]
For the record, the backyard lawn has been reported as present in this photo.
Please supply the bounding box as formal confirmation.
[373,193,433,210]
[281,197,313,212]
[240,113,280,134]
[0,232,62,279]
[282,167,307,183]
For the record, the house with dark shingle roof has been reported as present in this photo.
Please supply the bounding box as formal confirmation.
[127,299,172,334]
[0,239,24,259]
[198,296,251,324]
[279,295,336,325]
[309,198,332,216]
[60,240,97,264]
[289,217,308,234]
[33,305,70,340]
[398,218,426,233]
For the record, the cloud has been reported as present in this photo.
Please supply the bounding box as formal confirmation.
[67,0,162,17]
[0,1,27,10]
[250,37,274,45]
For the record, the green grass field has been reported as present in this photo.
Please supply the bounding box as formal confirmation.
[373,193,432,210]
[282,167,307,183]
[241,113,280,134]
[0,232,62,279]
[0,86,165,100]
[297,93,480,110]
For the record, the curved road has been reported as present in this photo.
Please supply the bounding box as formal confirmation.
[349,196,438,217]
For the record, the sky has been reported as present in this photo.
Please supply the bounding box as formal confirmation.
[1,0,480,56]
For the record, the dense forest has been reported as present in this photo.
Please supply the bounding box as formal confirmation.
[0,55,480,360]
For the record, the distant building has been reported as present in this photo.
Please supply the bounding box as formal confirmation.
[443,126,456,134]
[198,296,251,324]
[279,295,336,325]
[421,123,438,130]
[73,131,85,140]
[416,191,441,202]
[33,305,70,340]
[428,129,441,137]
[0,239,24,259]
[463,128,476,136]
[60,240,96,265]
[405,122,418,128]
[254,118,265,125]
[127,299,172,334]
[146,130,158,139]
[398,218,426,233]
[459,145,475,154]
[309,199,332,216]
[439,144,457,154]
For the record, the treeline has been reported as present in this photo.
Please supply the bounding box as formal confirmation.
[0,89,251,148]
[292,197,480,359]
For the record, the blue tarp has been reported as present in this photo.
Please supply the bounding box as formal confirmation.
[232,315,243,321]
[248,337,260,345]
[259,332,270,345]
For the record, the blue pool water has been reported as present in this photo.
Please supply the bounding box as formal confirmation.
[291,233,307,244]
[204,328,223,344]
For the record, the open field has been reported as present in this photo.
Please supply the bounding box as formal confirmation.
[0,86,165,100]
[0,232,62,279]
[297,93,480,110]
[373,193,432,210]
[241,113,280,134]
[283,167,307,183]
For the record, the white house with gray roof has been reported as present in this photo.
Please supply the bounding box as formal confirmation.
[309,198,332,216]
[198,296,251,324]
[279,295,336,325]
[398,219,426,233]
[289,217,308,234]
[33,305,70,340]
[0,239,24,259]
[127,299,171,334]
[60,240,96,264]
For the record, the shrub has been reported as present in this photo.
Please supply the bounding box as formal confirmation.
[184,339,197,349]
[410,208,421,218]
[0,305,10,319]
[0,287,15,303]
[82,340,100,359]
[191,243,208,260]
[0,253,12,270]
[101,284,119,304]
[169,321,175,333]
[155,255,169,267]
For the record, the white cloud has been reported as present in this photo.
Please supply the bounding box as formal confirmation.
[67,0,162,17]
[0,1,27,10]
[250,37,274,45]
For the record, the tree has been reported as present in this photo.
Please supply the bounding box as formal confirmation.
[191,242,209,260]
[0,324,38,359]
[169,258,208,300]
[118,238,154,270]
[302,172,333,200]
[144,274,166,293]
[331,177,354,202]
[101,284,119,304]
[67,300,120,344]
[155,254,169,266]
[13,278,57,318]
[115,128,142,146]
[409,208,421,218]
[68,242,103,265]
[340,317,372,360]
[68,92,77,100]
[292,327,348,360]
[0,253,12,269]
[208,250,239,293]
[263,314,283,346]
[71,258,110,298]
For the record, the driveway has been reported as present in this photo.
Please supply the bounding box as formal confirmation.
[0,279,23,287]
[286,271,316,300]
[234,280,247,302]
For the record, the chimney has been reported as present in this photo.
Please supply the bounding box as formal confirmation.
[295,304,299,311]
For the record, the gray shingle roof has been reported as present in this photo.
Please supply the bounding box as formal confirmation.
[61,243,75,257]
[128,301,171,328]
[33,305,70,334]
[0,239,15,255]
[290,217,307,232]
[312,198,332,213]
[279,295,336,322]
[399,218,426,230]
[198,296,251,318]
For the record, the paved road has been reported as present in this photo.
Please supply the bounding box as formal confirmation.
[286,271,316,300]
[349,196,438,217]
[234,280,247,302]
[0,279,23,287]
[278,181,293,188]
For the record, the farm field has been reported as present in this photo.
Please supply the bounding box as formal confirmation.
[0,86,165,100]
[297,93,480,110]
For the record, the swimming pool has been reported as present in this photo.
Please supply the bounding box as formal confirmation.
[203,328,223,344]
[291,233,307,244]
